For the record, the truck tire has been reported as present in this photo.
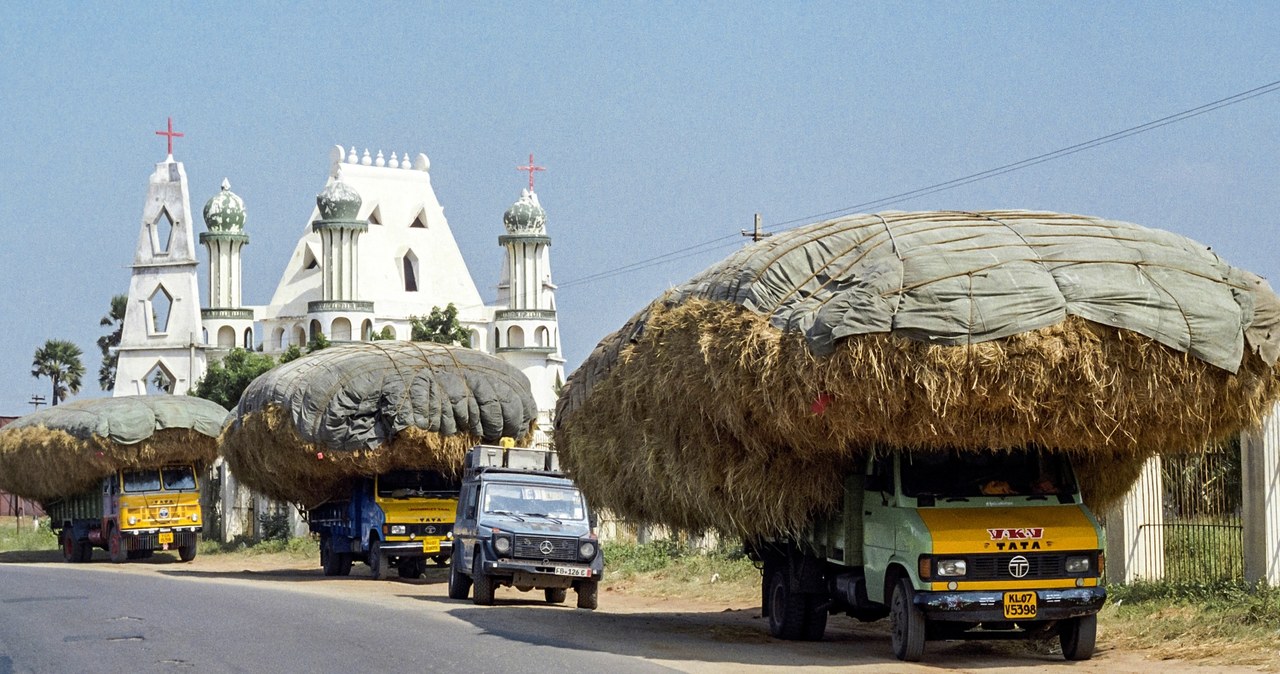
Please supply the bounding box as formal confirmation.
[472,553,496,605]
[766,569,808,640]
[447,550,472,599]
[60,530,76,563]
[75,537,93,563]
[108,525,127,564]
[1060,614,1097,661]
[575,581,598,610]
[398,558,425,579]
[337,552,353,576]
[178,544,197,562]
[321,536,344,576]
[890,577,926,661]
[369,539,391,580]
[545,587,567,604]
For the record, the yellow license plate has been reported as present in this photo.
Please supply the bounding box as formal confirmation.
[158,531,174,545]
[1003,591,1037,619]
[421,539,440,554]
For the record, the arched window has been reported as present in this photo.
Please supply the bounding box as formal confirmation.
[243,327,254,349]
[331,317,352,341]
[403,250,419,292]
[217,326,236,348]
[507,326,525,348]
[273,327,286,351]
[361,319,374,341]
[293,325,306,347]
[535,326,550,347]
[309,320,322,342]
[149,285,173,334]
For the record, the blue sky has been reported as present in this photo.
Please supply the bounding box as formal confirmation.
[1,3,1278,414]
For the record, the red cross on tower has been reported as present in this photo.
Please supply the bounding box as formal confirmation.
[155,117,184,157]
[516,153,545,192]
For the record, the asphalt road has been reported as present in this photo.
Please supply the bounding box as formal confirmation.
[0,563,671,674]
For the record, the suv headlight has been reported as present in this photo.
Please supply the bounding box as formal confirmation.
[1066,555,1091,574]
[493,535,512,555]
[579,541,597,560]
[389,524,406,535]
[935,558,967,577]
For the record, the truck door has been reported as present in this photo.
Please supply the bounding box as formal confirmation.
[862,455,897,603]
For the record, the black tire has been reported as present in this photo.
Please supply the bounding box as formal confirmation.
[766,569,808,640]
[369,538,391,580]
[802,596,828,641]
[319,535,330,570]
[1060,614,1097,661]
[178,544,196,562]
[432,554,450,567]
[545,587,568,604]
[60,530,75,563]
[890,577,926,661]
[575,581,598,610]
[75,538,93,563]
[472,553,495,605]
[108,525,127,564]
[322,537,343,576]
[337,551,353,576]
[447,550,472,599]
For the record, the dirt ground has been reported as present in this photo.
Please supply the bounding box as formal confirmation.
[5,547,1273,673]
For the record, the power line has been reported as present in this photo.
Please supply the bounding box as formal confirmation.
[558,79,1280,291]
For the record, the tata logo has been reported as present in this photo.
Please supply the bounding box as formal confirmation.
[987,528,1044,540]
[1008,555,1031,578]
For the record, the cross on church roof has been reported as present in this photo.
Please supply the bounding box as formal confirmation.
[155,117,184,157]
[517,153,545,192]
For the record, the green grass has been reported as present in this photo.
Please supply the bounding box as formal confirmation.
[602,540,760,601]
[0,517,57,552]
[197,535,319,558]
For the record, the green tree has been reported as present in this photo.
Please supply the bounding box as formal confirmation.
[278,332,330,365]
[190,348,277,409]
[97,293,128,390]
[31,339,85,406]
[371,325,396,341]
[410,304,470,347]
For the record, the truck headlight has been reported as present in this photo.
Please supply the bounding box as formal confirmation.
[390,525,406,535]
[1066,555,1091,574]
[493,536,512,555]
[190,513,199,522]
[579,541,597,560]
[935,559,967,577]
[127,516,138,525]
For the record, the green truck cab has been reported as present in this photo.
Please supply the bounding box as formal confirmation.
[747,448,1104,661]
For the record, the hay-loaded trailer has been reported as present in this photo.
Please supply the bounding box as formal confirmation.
[310,469,460,579]
[47,464,203,564]
[747,448,1103,661]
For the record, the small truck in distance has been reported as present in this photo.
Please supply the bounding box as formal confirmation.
[47,464,203,563]
[747,448,1105,661]
[309,469,459,579]
[448,444,603,609]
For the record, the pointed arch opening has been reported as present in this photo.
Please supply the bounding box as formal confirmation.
[152,207,174,255]
[144,362,176,395]
[411,208,429,229]
[148,285,173,334]
[402,250,419,292]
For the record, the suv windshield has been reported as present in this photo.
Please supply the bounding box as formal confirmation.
[482,483,586,521]
[377,470,460,499]
[900,449,1076,499]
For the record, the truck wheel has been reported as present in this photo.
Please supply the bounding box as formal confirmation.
[369,539,391,580]
[337,552,353,576]
[766,569,808,640]
[319,535,330,570]
[108,525,127,564]
[178,544,197,562]
[75,538,93,563]
[545,587,567,604]
[575,581,598,610]
[1060,614,1097,661]
[802,597,828,641]
[447,550,472,599]
[890,577,926,661]
[60,530,75,563]
[432,554,449,567]
[321,537,343,576]
[472,553,496,605]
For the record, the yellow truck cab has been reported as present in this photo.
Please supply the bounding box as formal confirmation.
[747,448,1104,661]
[48,464,203,563]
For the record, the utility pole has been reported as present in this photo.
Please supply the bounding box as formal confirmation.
[28,395,45,411]
[741,213,772,243]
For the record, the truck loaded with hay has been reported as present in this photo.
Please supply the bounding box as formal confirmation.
[0,396,228,563]
[220,341,539,580]
[554,211,1280,661]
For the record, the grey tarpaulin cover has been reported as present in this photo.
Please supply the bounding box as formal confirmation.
[232,340,537,451]
[3,395,229,443]
[654,210,1277,372]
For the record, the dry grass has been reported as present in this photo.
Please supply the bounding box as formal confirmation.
[0,426,219,503]
[556,300,1280,538]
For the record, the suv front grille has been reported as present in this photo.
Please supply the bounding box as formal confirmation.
[513,535,576,561]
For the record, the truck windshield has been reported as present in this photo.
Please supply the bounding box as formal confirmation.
[161,466,197,491]
[121,470,163,493]
[900,449,1077,499]
[482,483,586,521]
[377,470,460,499]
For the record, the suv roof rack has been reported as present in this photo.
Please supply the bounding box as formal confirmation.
[465,444,561,477]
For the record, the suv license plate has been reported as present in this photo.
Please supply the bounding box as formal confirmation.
[554,566,590,578]
[158,531,174,545]
[1003,591,1037,619]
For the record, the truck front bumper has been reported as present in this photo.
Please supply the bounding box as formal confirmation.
[380,539,452,557]
[916,587,1105,623]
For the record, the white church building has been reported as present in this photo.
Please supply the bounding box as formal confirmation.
[113,139,566,537]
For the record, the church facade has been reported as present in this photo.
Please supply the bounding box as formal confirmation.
[114,143,565,447]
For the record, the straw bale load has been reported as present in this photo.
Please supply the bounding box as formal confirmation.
[555,210,1280,537]
[0,395,229,503]
[221,341,538,506]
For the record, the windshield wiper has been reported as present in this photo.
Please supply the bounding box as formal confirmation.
[522,512,562,524]
[490,510,525,521]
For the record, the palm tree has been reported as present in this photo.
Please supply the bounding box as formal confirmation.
[32,339,85,406]
[97,294,128,390]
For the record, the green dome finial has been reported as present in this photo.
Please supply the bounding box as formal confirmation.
[503,189,546,235]
[203,178,246,232]
[317,179,362,220]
